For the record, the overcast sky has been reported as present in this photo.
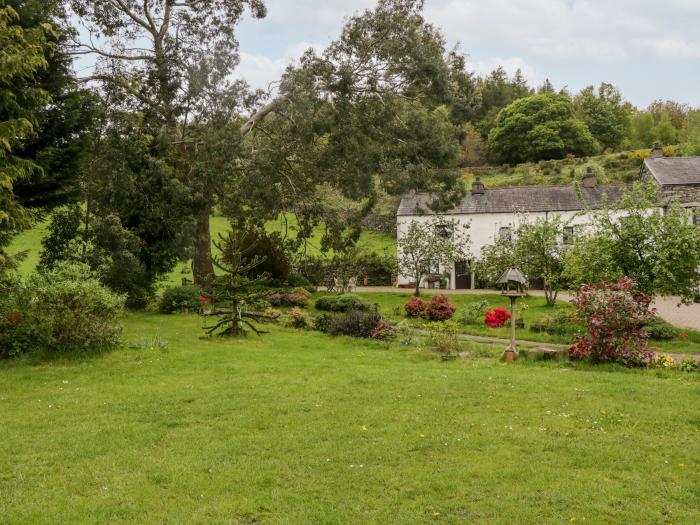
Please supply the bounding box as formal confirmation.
[230,0,700,109]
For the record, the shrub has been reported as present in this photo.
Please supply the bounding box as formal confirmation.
[268,290,309,308]
[424,294,456,321]
[0,262,125,358]
[650,353,676,369]
[404,296,426,318]
[371,320,396,340]
[286,273,316,292]
[283,307,313,329]
[459,300,490,325]
[315,294,371,312]
[423,320,461,356]
[313,313,334,333]
[224,227,292,281]
[569,278,654,367]
[159,285,202,313]
[641,317,676,341]
[327,310,383,338]
[530,309,579,335]
[485,307,510,328]
[679,358,699,373]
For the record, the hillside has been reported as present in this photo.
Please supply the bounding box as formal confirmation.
[463,151,643,189]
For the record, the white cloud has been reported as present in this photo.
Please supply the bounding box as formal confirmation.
[234,42,325,91]
[467,56,543,85]
[640,38,700,60]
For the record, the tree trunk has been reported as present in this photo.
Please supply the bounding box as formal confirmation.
[192,206,214,287]
[414,274,421,297]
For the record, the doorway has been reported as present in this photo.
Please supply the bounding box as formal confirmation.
[455,260,471,289]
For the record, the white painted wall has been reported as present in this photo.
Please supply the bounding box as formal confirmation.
[396,209,634,290]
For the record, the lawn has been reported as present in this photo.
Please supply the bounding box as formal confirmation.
[0,313,698,524]
[322,291,700,355]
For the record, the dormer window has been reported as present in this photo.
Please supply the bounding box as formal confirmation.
[436,224,452,239]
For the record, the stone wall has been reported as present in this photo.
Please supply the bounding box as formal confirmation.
[661,185,700,205]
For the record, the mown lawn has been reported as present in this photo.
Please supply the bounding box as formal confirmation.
[325,291,700,355]
[1,313,698,524]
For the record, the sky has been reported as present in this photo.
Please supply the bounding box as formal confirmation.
[230,0,700,109]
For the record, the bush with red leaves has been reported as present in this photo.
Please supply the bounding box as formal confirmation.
[569,278,655,367]
[404,296,427,318]
[425,294,456,321]
[485,307,510,328]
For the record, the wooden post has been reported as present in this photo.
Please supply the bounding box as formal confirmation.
[510,295,517,352]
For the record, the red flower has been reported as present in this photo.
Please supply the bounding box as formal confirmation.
[679,332,688,338]
[485,307,510,328]
[199,294,212,305]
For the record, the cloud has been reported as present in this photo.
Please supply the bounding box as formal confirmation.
[640,38,700,60]
[234,42,325,91]
[467,56,543,85]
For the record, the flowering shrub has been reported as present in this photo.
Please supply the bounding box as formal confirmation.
[423,320,461,356]
[650,353,676,369]
[371,320,396,340]
[485,307,510,328]
[425,294,456,321]
[283,307,313,329]
[569,278,655,367]
[404,296,426,318]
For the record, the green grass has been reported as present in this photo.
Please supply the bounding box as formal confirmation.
[6,219,49,276]
[0,313,698,524]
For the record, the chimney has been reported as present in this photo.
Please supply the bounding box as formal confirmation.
[651,143,663,158]
[471,176,485,195]
[582,166,597,188]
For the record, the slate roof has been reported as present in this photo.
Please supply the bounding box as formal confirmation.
[642,156,700,186]
[397,185,627,216]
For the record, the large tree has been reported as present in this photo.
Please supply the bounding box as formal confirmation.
[488,93,600,164]
[573,83,632,151]
[70,0,472,289]
[0,2,52,263]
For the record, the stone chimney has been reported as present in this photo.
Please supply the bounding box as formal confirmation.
[652,143,663,158]
[471,176,485,195]
[582,166,597,188]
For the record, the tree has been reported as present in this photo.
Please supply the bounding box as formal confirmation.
[70,0,471,288]
[566,183,700,303]
[397,216,470,296]
[473,66,532,138]
[0,2,52,260]
[513,216,570,306]
[574,83,632,151]
[488,93,600,163]
[473,215,570,305]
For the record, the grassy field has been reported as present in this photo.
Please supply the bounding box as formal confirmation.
[1,313,698,524]
[326,291,700,355]
[8,214,396,288]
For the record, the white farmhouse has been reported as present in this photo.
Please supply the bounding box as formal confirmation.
[396,146,700,291]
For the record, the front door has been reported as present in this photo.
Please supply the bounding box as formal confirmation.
[455,260,471,289]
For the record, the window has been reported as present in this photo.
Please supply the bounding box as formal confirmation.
[694,208,700,228]
[563,226,575,245]
[498,226,512,242]
[436,224,452,239]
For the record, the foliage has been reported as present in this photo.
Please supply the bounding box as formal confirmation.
[573,83,632,151]
[283,307,313,330]
[315,294,372,313]
[225,227,291,282]
[679,358,700,373]
[649,353,676,369]
[159,285,202,314]
[569,278,655,367]
[472,235,517,288]
[529,309,580,335]
[424,294,456,321]
[0,261,124,358]
[485,307,510,328]
[268,288,311,308]
[566,183,700,303]
[458,299,490,325]
[397,216,470,296]
[39,205,154,307]
[0,2,52,256]
[423,320,461,356]
[202,232,274,337]
[325,309,383,339]
[371,319,396,340]
[641,317,676,341]
[488,93,600,163]
[404,296,427,318]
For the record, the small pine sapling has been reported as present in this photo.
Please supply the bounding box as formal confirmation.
[202,232,275,337]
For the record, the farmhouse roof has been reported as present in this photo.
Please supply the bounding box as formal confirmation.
[397,184,627,216]
[642,156,700,186]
